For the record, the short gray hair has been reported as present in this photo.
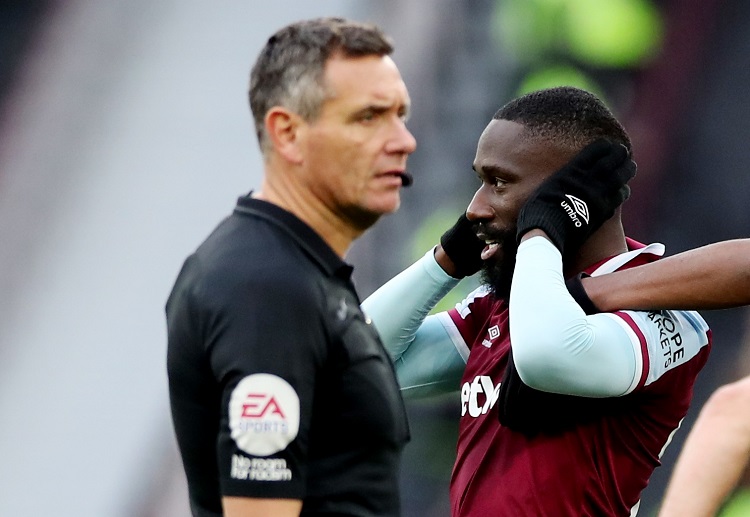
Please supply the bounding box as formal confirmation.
[249,17,394,155]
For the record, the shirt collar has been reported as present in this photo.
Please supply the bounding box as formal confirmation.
[233,193,353,280]
[586,237,666,277]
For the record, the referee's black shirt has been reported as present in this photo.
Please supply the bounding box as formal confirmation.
[167,195,410,516]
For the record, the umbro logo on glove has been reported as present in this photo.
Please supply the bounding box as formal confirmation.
[561,194,590,228]
[516,139,636,258]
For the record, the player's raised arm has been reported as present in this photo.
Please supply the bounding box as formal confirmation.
[572,239,750,311]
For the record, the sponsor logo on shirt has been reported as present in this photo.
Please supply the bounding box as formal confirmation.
[230,454,293,482]
[561,194,590,228]
[481,325,500,348]
[461,375,501,417]
[648,311,685,368]
[229,373,300,456]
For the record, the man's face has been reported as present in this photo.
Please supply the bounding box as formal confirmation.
[299,54,416,232]
[468,119,573,297]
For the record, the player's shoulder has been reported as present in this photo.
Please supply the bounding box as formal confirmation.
[452,285,502,319]
[615,307,711,389]
[621,308,710,344]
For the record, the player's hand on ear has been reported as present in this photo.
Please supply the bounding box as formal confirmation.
[516,138,636,258]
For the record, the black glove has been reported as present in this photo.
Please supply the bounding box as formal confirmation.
[516,138,636,258]
[565,273,601,315]
[440,213,485,278]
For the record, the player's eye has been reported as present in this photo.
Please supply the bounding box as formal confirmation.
[492,177,507,189]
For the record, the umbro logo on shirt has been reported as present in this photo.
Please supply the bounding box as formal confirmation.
[481,325,500,348]
[561,194,590,228]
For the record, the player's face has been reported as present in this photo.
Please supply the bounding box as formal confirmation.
[467,119,573,296]
[299,54,416,232]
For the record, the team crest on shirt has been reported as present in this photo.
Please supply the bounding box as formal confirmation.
[229,373,300,456]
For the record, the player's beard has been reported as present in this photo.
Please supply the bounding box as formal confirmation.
[479,227,518,300]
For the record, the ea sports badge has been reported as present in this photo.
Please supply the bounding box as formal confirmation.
[229,373,300,456]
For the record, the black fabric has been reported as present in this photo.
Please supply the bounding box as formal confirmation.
[167,195,409,516]
[439,213,485,278]
[497,351,624,436]
[565,273,601,315]
[516,139,636,258]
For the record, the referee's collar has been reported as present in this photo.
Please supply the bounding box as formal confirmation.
[233,193,353,279]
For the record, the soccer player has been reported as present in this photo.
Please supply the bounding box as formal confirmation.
[363,86,712,516]
[567,239,750,517]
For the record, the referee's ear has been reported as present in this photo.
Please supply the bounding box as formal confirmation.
[265,106,304,165]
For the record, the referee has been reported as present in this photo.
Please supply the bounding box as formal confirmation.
[166,18,416,517]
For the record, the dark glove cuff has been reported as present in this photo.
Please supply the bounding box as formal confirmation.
[516,203,570,255]
[565,273,600,315]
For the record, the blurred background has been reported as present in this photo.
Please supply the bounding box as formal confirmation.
[1,0,749,515]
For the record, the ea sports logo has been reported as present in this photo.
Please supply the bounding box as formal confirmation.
[561,194,590,227]
[229,374,300,456]
[241,394,286,418]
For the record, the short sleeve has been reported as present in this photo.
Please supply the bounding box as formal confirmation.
[202,259,327,500]
[611,309,711,393]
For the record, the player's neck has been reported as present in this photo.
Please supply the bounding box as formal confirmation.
[565,218,627,278]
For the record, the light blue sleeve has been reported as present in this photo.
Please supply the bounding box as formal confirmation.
[361,249,467,398]
[509,237,639,397]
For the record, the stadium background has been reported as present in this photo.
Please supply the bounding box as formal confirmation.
[0,1,748,515]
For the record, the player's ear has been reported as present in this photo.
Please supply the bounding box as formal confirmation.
[265,107,304,165]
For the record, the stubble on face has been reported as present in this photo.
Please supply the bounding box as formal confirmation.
[310,55,413,233]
